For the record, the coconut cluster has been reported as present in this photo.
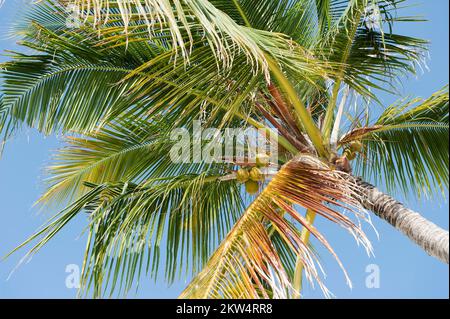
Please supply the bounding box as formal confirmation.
[236,154,270,195]
[331,140,364,173]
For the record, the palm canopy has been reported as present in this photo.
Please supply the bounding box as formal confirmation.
[0,0,448,298]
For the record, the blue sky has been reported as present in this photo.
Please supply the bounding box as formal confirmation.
[0,0,448,298]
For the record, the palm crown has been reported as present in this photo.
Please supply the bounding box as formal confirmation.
[0,0,448,298]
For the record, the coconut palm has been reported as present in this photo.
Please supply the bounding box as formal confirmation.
[0,0,448,298]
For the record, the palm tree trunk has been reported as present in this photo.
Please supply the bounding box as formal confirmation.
[354,178,449,264]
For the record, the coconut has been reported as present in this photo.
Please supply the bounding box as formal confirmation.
[249,167,264,182]
[236,168,250,183]
[245,180,259,195]
[255,153,270,167]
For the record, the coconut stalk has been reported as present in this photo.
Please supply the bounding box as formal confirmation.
[293,209,317,298]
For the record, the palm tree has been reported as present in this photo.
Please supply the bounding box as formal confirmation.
[0,0,448,298]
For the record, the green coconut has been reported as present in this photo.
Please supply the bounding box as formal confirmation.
[255,153,270,167]
[245,180,259,195]
[249,167,264,182]
[236,168,250,183]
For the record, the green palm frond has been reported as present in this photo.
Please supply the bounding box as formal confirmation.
[1,9,150,137]
[210,0,319,47]
[63,0,317,78]
[321,0,428,137]
[1,20,247,138]
[0,95,9,149]
[38,116,243,206]
[346,87,449,197]
[6,173,244,297]
[1,54,133,135]
[1,1,333,159]
[1,2,331,141]
[39,118,170,206]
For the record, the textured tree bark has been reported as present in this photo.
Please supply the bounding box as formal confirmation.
[354,178,449,264]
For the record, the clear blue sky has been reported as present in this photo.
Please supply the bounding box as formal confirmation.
[0,0,448,298]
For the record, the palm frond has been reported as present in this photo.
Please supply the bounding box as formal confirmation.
[211,0,319,47]
[61,0,311,79]
[181,155,372,299]
[0,95,10,151]
[1,2,331,145]
[320,0,428,136]
[346,87,449,198]
[39,118,169,206]
[38,116,243,206]
[7,173,244,297]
